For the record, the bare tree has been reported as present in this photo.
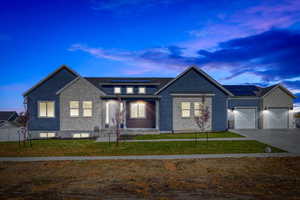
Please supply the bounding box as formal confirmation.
[17,111,32,147]
[194,104,210,144]
[111,97,125,146]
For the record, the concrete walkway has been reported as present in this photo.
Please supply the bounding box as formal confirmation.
[122,137,252,142]
[1,153,299,162]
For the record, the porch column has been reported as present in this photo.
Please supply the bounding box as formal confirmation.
[155,100,160,129]
[123,100,127,129]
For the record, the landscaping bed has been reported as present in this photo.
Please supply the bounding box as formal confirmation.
[0,139,284,157]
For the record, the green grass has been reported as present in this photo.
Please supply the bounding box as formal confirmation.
[133,131,243,140]
[0,139,284,157]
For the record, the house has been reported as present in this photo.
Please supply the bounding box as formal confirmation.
[0,111,20,141]
[0,111,18,128]
[23,65,296,139]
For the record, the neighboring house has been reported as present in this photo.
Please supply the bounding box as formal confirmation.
[23,65,296,139]
[0,111,21,141]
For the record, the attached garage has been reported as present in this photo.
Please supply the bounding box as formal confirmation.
[234,108,256,129]
[264,108,288,129]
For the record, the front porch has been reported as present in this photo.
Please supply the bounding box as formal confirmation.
[101,96,160,133]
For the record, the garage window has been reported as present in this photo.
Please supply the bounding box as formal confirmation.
[181,102,191,118]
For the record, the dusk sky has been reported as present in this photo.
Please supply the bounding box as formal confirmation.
[1,0,300,111]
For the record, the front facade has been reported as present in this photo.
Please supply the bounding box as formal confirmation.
[23,65,296,139]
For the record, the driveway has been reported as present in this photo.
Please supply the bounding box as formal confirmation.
[231,129,300,153]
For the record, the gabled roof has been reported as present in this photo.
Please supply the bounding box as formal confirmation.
[155,66,234,96]
[0,111,18,121]
[85,77,173,90]
[23,65,79,97]
[261,84,297,98]
[56,76,105,95]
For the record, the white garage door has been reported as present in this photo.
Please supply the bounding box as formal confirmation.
[265,108,288,129]
[234,108,256,129]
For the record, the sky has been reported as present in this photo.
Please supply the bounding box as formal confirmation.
[1,0,300,112]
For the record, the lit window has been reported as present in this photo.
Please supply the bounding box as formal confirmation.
[40,132,56,138]
[181,102,190,117]
[73,133,90,138]
[130,102,146,118]
[114,87,121,94]
[194,102,203,117]
[39,101,55,117]
[83,101,92,117]
[70,101,79,117]
[126,87,134,94]
[138,87,146,94]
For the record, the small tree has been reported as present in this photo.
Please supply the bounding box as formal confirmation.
[194,105,210,144]
[17,111,32,147]
[111,97,125,146]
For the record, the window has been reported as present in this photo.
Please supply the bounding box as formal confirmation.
[40,132,56,138]
[83,101,92,117]
[73,133,90,138]
[130,102,146,118]
[70,101,79,117]
[39,101,55,117]
[181,102,190,117]
[126,87,134,94]
[194,102,203,117]
[138,87,146,94]
[114,87,121,94]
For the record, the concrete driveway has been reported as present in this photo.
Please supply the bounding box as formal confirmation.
[231,129,300,153]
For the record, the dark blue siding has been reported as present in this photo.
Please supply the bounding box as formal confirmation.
[228,98,261,109]
[159,68,229,131]
[27,68,77,131]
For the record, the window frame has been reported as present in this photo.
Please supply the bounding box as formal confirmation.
[82,101,93,117]
[194,102,203,117]
[126,87,134,94]
[38,101,55,118]
[181,102,191,118]
[130,102,146,119]
[69,101,80,117]
[114,87,121,94]
[138,87,146,94]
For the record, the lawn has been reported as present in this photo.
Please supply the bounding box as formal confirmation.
[133,131,243,140]
[0,139,284,157]
[1,157,300,199]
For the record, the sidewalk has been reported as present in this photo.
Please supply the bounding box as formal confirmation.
[96,137,251,142]
[1,153,299,162]
[122,137,251,142]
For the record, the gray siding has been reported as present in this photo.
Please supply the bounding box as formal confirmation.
[60,78,103,131]
[159,68,229,131]
[228,98,261,109]
[26,68,77,131]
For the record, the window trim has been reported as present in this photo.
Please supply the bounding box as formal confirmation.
[130,102,146,119]
[138,87,146,94]
[126,87,134,94]
[69,101,80,117]
[39,132,56,138]
[181,102,191,118]
[114,87,121,94]
[194,102,203,117]
[82,101,93,117]
[38,101,55,118]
